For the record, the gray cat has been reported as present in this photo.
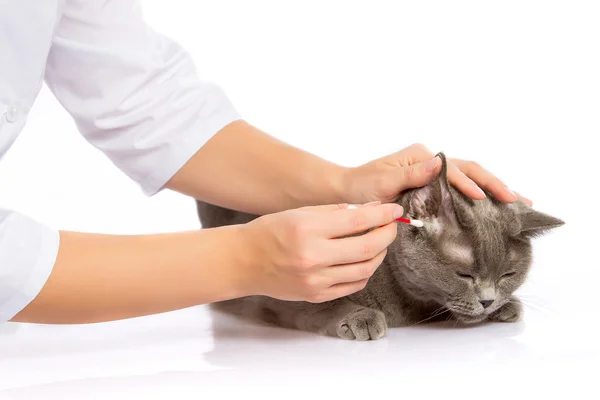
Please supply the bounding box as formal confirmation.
[196,153,564,340]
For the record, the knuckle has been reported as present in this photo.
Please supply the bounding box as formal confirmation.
[288,221,307,241]
[307,292,325,303]
[301,274,318,289]
[468,160,482,171]
[350,214,367,231]
[410,143,428,152]
[360,263,374,279]
[403,165,417,182]
[296,251,317,269]
[360,241,374,258]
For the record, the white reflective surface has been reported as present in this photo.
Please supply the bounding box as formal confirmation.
[1,269,597,399]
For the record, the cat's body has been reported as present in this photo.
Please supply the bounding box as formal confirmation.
[197,153,563,340]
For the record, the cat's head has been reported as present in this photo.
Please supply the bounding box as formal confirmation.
[395,152,564,323]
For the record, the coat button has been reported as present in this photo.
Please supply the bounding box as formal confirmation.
[4,102,22,123]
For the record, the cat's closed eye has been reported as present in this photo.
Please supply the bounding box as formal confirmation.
[498,271,517,281]
[456,272,475,282]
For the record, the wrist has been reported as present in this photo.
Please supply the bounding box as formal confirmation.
[339,166,371,205]
[322,165,351,204]
[228,224,263,298]
[286,162,354,209]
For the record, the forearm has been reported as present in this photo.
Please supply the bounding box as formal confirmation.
[165,120,350,214]
[11,227,251,324]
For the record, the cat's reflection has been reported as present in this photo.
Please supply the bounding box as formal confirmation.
[202,308,530,370]
[0,309,531,399]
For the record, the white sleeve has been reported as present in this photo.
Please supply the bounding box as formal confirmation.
[44,0,241,195]
[0,210,59,323]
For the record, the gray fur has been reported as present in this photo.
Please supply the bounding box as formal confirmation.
[197,153,564,340]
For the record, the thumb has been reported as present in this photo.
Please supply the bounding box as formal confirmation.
[399,156,442,191]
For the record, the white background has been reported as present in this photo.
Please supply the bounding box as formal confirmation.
[0,0,598,398]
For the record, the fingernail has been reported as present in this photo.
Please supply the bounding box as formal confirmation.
[393,205,404,219]
[425,157,441,174]
[472,183,486,198]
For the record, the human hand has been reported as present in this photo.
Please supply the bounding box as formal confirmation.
[237,202,402,303]
[343,143,532,206]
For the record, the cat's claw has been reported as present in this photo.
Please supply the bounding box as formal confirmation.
[337,308,387,341]
[489,298,523,323]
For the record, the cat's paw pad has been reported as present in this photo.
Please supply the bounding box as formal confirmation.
[489,299,523,323]
[337,308,387,341]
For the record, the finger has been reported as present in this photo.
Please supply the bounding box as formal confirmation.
[299,201,381,214]
[514,191,533,207]
[297,203,349,213]
[323,249,387,285]
[347,201,382,209]
[396,156,443,192]
[446,165,486,200]
[316,279,371,302]
[325,222,397,265]
[450,160,518,203]
[318,203,403,238]
[393,143,436,165]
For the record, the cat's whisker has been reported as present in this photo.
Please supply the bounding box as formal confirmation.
[417,306,446,321]
[509,299,552,317]
[432,306,445,314]
[517,295,553,307]
[517,299,558,317]
[432,308,450,320]
[518,298,556,311]
[520,303,545,315]
[522,300,557,314]
[408,307,450,327]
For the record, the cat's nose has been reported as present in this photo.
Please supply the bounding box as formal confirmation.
[479,300,494,309]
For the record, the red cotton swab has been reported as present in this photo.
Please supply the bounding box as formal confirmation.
[396,217,424,228]
[347,205,424,228]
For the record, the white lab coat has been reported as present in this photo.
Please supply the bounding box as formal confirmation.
[0,0,240,322]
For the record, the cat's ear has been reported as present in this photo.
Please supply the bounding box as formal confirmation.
[512,203,565,238]
[408,152,456,222]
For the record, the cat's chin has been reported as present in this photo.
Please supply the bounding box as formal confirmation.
[450,311,487,325]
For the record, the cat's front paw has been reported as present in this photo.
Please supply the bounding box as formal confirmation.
[489,298,523,323]
[337,308,387,341]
